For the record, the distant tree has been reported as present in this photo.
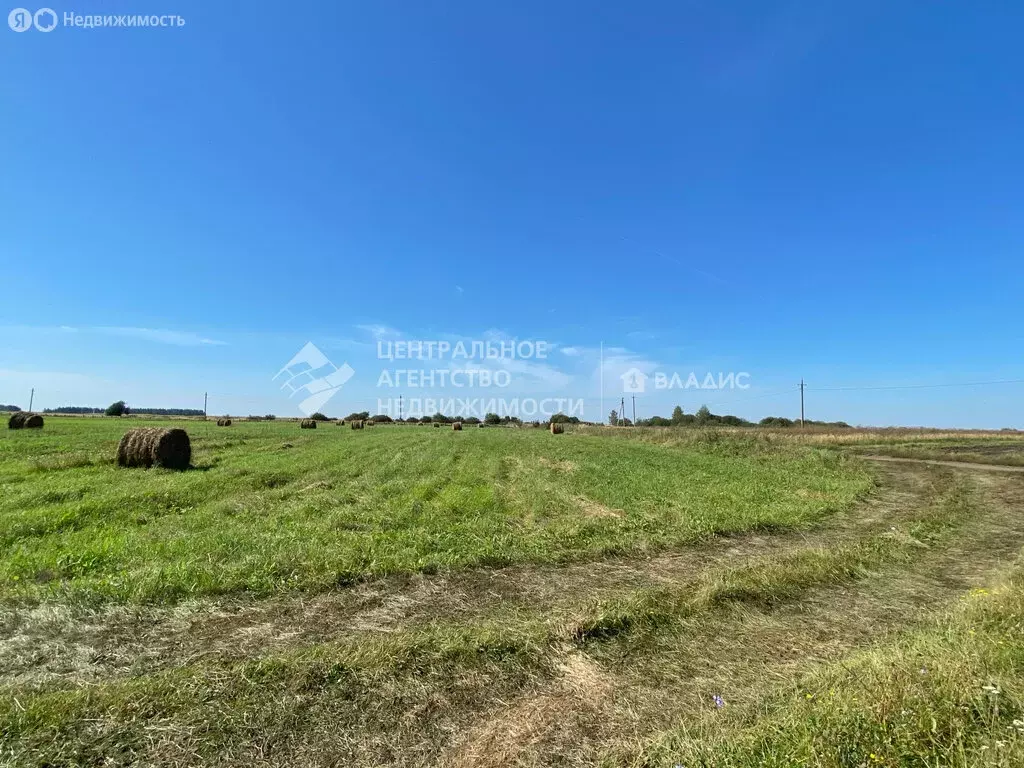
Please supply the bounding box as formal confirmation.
[484,412,502,425]
[431,412,451,424]
[464,416,481,424]
[647,416,672,427]
[671,405,685,426]
[608,409,618,426]
[419,415,432,423]
[309,412,329,421]
[264,414,277,421]
[344,411,370,422]
[371,414,393,423]
[0,405,21,412]
[550,412,571,424]
[719,414,751,426]
[131,408,203,416]
[759,416,794,427]
[105,400,127,417]
[695,405,712,426]
[621,417,633,426]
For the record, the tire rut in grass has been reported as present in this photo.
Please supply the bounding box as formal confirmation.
[442,469,1024,767]
[0,463,946,687]
[4,465,1024,767]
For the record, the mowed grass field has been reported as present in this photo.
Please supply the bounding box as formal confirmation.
[3,417,1024,767]
[0,418,868,603]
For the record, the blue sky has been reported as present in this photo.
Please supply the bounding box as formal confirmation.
[2,1,1022,426]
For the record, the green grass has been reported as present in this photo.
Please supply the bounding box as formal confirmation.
[5,419,1024,767]
[0,418,871,603]
[0,464,1007,767]
[637,571,1024,768]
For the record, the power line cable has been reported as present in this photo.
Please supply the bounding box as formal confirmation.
[808,378,1024,393]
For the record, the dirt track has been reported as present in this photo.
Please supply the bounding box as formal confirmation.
[861,454,1024,473]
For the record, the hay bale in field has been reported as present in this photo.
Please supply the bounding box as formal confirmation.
[351,420,364,430]
[8,412,27,429]
[216,418,232,427]
[478,423,485,428]
[366,420,375,427]
[24,414,44,429]
[300,419,317,429]
[452,421,462,431]
[433,422,440,428]
[550,422,564,435]
[338,420,346,426]
[116,427,191,470]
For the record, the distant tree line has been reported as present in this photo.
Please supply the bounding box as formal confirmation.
[613,405,852,429]
[41,402,205,417]
[0,404,22,412]
[336,411,540,425]
[130,408,206,417]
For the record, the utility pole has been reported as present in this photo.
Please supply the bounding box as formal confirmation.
[632,394,636,425]
[620,396,625,426]
[28,388,34,412]
[799,379,805,428]
[399,394,403,421]
[203,392,208,419]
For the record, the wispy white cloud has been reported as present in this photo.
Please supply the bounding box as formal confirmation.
[6,325,227,346]
[626,330,660,341]
[356,324,402,340]
[455,285,464,295]
[91,327,227,346]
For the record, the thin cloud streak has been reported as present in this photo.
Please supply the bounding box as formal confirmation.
[90,327,227,346]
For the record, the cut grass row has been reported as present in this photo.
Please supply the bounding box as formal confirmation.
[0,418,872,603]
[0,472,980,765]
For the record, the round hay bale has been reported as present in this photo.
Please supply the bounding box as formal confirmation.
[300,419,317,429]
[7,412,27,430]
[366,420,375,427]
[433,422,440,428]
[216,418,232,427]
[23,414,44,429]
[338,420,346,426]
[116,427,191,470]
[550,422,564,435]
[478,423,485,428]
[452,421,463,431]
[351,420,364,430]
